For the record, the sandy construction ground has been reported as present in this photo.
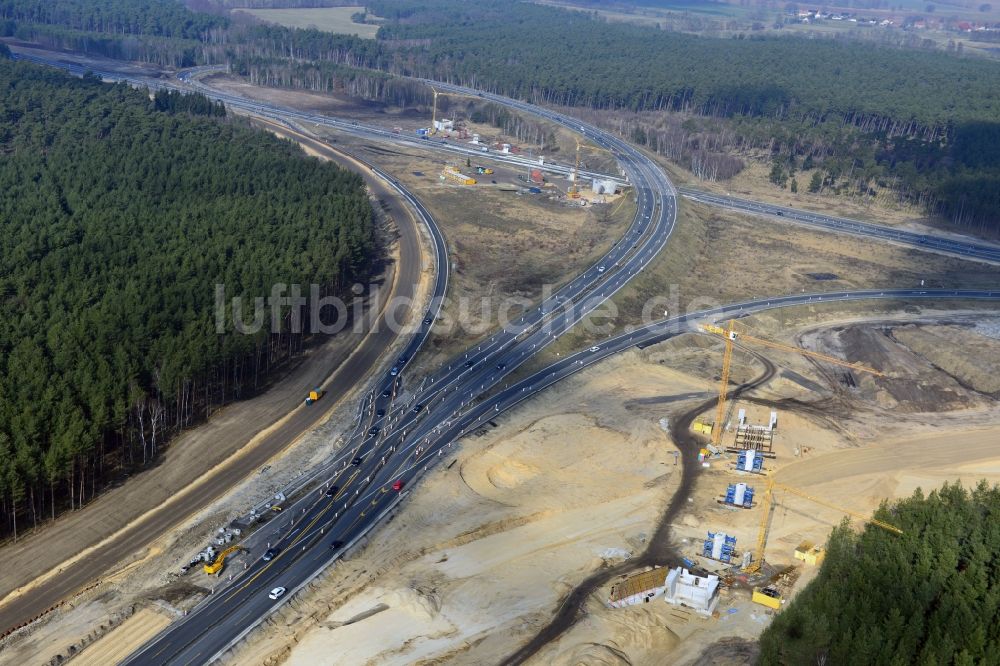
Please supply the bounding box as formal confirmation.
[220,305,1000,665]
[225,349,700,665]
[71,608,172,666]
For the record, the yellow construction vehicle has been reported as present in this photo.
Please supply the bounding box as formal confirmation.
[442,166,476,185]
[305,387,324,405]
[752,586,783,609]
[692,420,714,435]
[701,320,884,446]
[744,475,902,575]
[203,545,245,575]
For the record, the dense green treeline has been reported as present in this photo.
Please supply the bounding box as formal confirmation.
[230,54,408,102]
[759,483,1000,665]
[0,0,227,40]
[374,1,999,132]
[18,0,1000,133]
[4,0,1000,224]
[0,0,229,68]
[0,60,374,539]
[153,87,225,116]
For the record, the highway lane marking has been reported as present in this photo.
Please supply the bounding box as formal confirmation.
[73,74,670,664]
[335,470,360,499]
[225,468,362,602]
[228,498,339,598]
[170,82,669,655]
[179,649,205,666]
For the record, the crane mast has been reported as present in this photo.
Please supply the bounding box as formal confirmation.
[744,476,903,574]
[701,320,884,446]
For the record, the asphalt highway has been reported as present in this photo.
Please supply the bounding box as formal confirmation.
[9,49,1000,663]
[679,188,1000,265]
[121,72,682,665]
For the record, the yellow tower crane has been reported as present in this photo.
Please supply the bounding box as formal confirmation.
[568,138,613,197]
[429,87,485,135]
[429,87,441,135]
[701,320,885,446]
[744,475,903,575]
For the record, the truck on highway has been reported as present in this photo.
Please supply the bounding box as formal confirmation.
[305,387,324,405]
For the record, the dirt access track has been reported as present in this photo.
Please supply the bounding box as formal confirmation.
[0,126,430,635]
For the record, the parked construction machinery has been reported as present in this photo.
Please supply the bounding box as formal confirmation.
[305,387,324,406]
[203,545,245,576]
[701,320,885,446]
[441,166,476,185]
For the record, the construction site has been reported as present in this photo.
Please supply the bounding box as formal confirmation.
[604,318,900,618]
[4,51,999,666]
[185,303,1000,666]
[331,80,631,207]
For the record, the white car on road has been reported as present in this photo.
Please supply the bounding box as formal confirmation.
[268,587,286,600]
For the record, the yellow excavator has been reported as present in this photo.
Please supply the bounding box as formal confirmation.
[203,545,245,575]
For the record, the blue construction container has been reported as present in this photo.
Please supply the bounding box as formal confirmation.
[725,483,755,508]
[736,449,764,472]
[703,531,738,563]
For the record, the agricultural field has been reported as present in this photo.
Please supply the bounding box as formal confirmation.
[233,6,382,38]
